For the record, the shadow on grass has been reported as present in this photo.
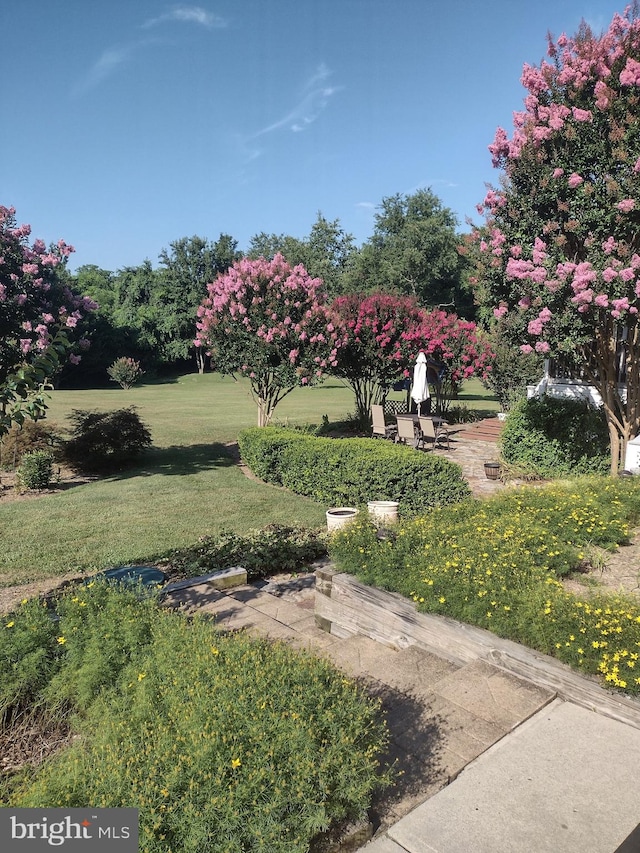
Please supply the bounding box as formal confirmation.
[456,390,499,404]
[93,443,237,482]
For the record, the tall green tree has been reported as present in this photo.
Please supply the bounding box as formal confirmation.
[157,234,240,371]
[247,213,356,298]
[113,260,163,358]
[304,213,357,298]
[471,8,640,473]
[345,189,472,314]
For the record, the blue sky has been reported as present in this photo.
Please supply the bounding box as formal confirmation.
[1,0,627,273]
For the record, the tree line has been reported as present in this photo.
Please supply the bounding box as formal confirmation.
[60,190,474,386]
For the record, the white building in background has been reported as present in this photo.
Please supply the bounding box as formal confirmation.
[527,359,627,408]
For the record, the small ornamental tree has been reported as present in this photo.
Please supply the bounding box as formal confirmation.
[107,357,145,389]
[471,8,640,473]
[401,310,494,413]
[330,293,425,420]
[0,205,96,435]
[195,254,341,426]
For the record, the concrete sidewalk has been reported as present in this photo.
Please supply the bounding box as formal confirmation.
[364,699,640,853]
[163,569,640,853]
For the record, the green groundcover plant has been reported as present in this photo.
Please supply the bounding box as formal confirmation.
[329,477,640,695]
[163,524,328,581]
[1,583,390,852]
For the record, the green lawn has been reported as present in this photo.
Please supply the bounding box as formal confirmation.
[0,373,497,585]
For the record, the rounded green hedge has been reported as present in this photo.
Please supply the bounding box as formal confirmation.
[238,427,470,514]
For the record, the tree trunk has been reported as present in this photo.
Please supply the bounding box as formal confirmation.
[257,398,267,427]
[606,419,622,477]
[583,315,640,476]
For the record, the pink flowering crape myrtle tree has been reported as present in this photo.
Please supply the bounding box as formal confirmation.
[401,310,494,415]
[0,205,96,435]
[330,294,492,420]
[330,293,426,422]
[472,8,640,473]
[195,254,341,426]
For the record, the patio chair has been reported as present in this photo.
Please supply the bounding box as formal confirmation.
[419,416,450,451]
[396,415,422,449]
[371,404,397,440]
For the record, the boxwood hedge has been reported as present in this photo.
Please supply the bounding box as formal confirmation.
[238,427,470,514]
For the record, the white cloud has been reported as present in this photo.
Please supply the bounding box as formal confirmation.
[142,5,227,29]
[253,64,342,138]
[411,179,459,193]
[73,5,226,96]
[72,44,137,95]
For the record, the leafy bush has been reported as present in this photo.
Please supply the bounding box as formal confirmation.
[329,476,640,695]
[482,325,542,412]
[445,404,485,424]
[238,427,471,514]
[500,396,610,478]
[0,421,62,471]
[62,407,152,473]
[107,357,145,389]
[164,524,327,581]
[4,584,390,850]
[16,451,55,490]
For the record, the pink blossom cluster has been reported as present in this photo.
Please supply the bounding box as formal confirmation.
[195,254,341,385]
[331,293,424,371]
[328,293,493,389]
[401,309,493,383]
[486,228,640,344]
[1,205,94,372]
[488,8,640,171]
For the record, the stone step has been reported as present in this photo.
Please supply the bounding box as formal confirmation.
[455,418,504,442]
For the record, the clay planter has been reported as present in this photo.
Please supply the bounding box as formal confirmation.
[326,507,359,532]
[367,500,400,525]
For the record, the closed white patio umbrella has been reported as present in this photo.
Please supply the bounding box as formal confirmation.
[411,351,430,416]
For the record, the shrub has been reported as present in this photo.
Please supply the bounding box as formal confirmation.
[445,404,485,424]
[238,427,470,514]
[4,584,391,850]
[62,407,152,473]
[0,421,62,471]
[482,326,542,412]
[328,476,640,695]
[15,451,55,490]
[164,524,327,581]
[107,357,145,389]
[500,396,610,478]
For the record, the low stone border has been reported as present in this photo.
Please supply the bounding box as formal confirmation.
[315,568,640,731]
[163,566,247,593]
